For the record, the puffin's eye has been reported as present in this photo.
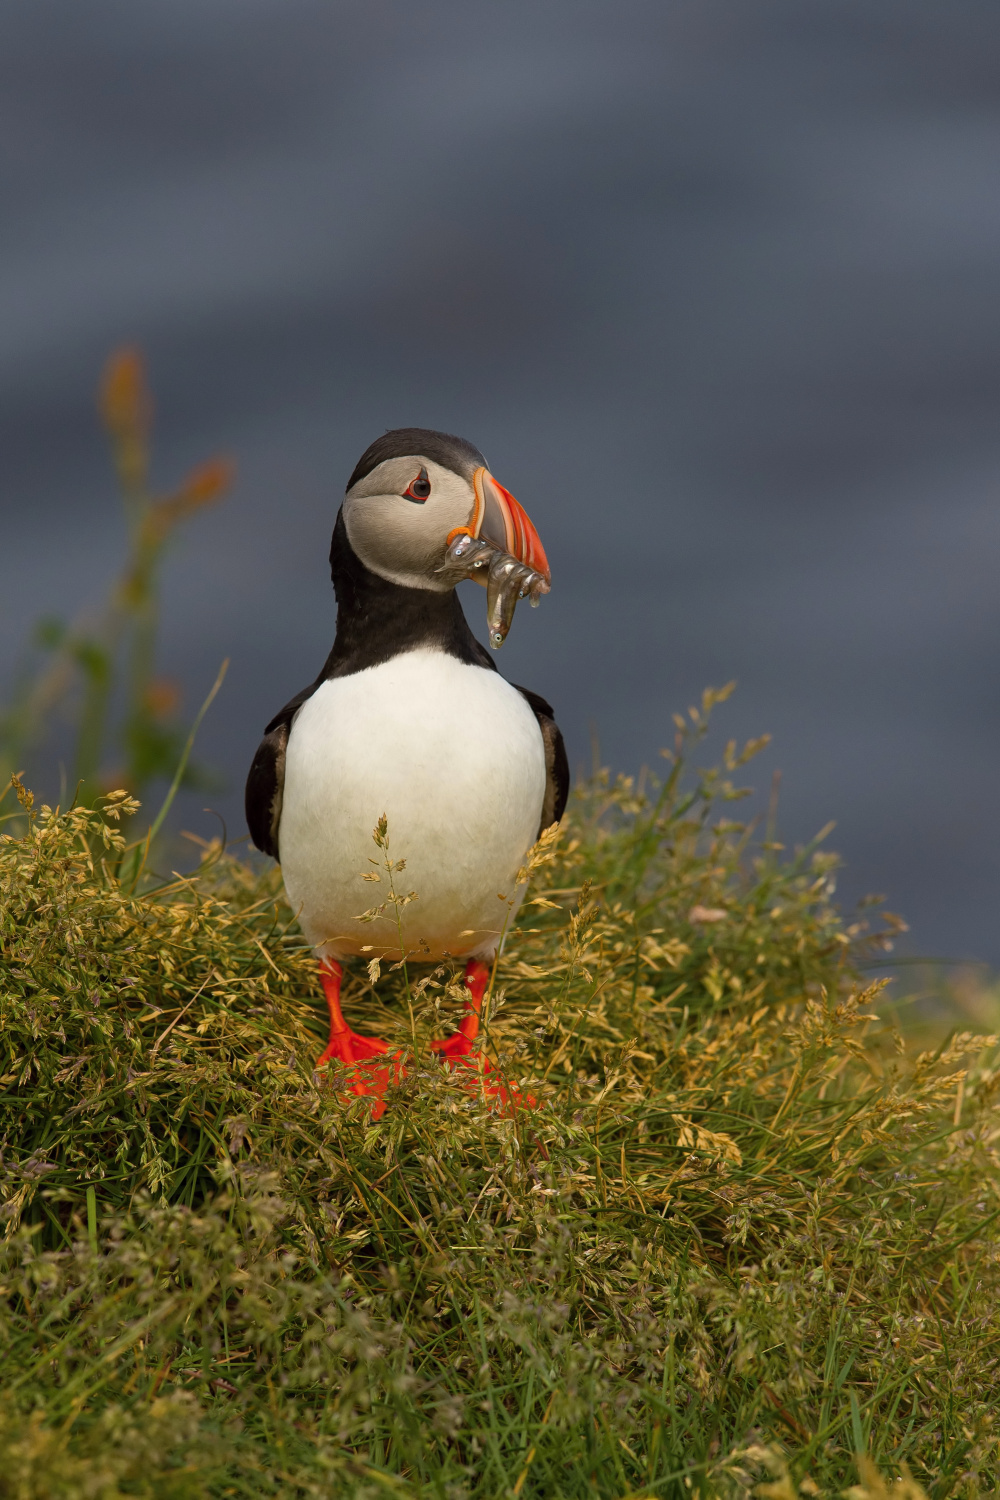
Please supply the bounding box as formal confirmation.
[403,466,431,503]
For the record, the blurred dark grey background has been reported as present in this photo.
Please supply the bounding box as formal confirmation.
[2,0,999,961]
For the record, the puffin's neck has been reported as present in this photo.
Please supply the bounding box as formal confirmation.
[320,509,493,678]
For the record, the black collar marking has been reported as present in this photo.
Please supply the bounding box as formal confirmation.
[264,511,494,736]
[323,508,495,677]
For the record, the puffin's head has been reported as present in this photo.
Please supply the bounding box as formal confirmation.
[342,427,549,595]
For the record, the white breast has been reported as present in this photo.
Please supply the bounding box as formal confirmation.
[278,648,546,962]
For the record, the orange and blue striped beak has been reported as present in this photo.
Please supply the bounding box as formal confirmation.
[467,467,550,584]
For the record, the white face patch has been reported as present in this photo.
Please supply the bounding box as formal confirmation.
[343,456,476,591]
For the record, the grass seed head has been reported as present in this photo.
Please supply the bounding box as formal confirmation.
[0,712,997,1493]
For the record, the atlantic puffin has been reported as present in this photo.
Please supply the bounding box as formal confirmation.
[245,428,568,1113]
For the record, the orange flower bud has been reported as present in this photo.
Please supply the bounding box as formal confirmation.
[178,456,236,507]
[144,678,181,719]
[99,347,151,440]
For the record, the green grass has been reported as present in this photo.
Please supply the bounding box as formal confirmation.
[1,695,998,1498]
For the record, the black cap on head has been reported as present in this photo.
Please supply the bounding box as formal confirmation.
[346,427,487,492]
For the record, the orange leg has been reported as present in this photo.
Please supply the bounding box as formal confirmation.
[431,959,490,1059]
[315,959,403,1120]
[432,960,534,1110]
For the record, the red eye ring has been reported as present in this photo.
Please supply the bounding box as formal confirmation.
[403,466,431,503]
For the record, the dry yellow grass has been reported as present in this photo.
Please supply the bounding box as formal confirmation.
[1,695,998,1495]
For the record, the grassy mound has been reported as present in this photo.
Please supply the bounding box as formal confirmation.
[1,697,998,1497]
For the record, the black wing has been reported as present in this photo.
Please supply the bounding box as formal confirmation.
[515,685,570,835]
[244,684,318,861]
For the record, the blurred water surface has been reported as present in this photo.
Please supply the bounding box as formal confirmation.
[2,0,999,961]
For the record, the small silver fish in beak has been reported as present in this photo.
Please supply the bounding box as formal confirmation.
[437,467,551,647]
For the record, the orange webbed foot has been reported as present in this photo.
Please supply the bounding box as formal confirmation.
[432,959,535,1111]
[316,959,404,1121]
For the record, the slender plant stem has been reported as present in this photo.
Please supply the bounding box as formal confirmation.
[124,658,228,890]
